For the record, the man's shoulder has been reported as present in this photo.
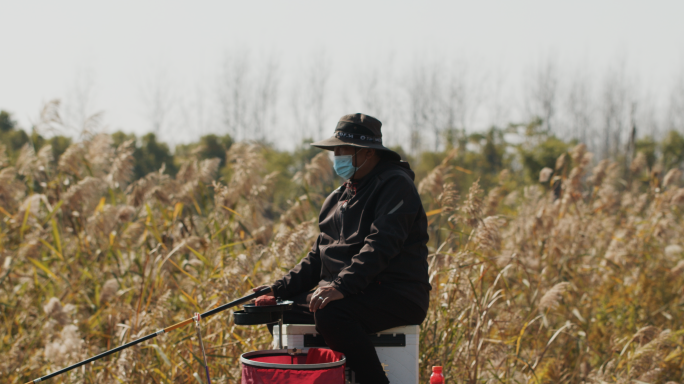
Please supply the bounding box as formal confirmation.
[375,162,415,186]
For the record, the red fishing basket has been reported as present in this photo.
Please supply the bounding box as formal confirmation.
[240,348,346,384]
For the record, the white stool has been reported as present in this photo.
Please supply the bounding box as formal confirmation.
[273,324,420,384]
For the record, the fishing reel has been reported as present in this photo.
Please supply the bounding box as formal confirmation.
[234,300,293,349]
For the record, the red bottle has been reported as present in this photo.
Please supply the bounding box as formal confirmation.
[430,366,444,383]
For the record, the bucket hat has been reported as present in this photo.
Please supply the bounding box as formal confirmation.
[311,113,401,161]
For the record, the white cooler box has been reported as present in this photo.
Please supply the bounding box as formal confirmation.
[273,324,419,384]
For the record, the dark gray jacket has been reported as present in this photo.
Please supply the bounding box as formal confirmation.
[271,160,431,312]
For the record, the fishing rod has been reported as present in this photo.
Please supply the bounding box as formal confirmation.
[25,287,273,384]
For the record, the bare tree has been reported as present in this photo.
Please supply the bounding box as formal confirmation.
[351,54,406,149]
[632,87,662,141]
[217,50,282,143]
[565,69,594,146]
[669,70,684,132]
[63,68,99,137]
[405,61,430,155]
[310,53,331,140]
[355,65,390,125]
[625,101,638,166]
[250,55,280,143]
[525,56,559,134]
[218,51,251,141]
[290,84,309,143]
[181,82,213,138]
[33,99,65,139]
[292,50,331,141]
[404,58,479,153]
[139,67,176,139]
[406,60,449,153]
[600,63,631,158]
[485,66,512,131]
[439,59,484,144]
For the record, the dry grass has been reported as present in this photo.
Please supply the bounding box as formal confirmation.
[421,144,684,383]
[2,139,684,383]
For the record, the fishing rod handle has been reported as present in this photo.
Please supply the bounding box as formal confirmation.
[200,286,272,319]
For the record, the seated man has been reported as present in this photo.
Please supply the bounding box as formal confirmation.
[253,113,430,384]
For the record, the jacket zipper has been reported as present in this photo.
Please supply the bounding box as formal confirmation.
[331,202,341,241]
[334,188,351,242]
[339,202,345,239]
[330,189,343,241]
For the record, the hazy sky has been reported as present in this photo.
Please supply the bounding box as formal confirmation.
[1,0,683,148]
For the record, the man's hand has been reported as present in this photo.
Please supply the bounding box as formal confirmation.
[251,285,274,303]
[252,285,275,296]
[309,286,344,313]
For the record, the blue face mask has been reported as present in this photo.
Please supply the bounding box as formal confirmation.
[333,154,357,180]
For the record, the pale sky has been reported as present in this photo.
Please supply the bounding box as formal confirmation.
[1,0,683,149]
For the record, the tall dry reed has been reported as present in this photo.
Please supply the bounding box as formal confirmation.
[1,139,684,384]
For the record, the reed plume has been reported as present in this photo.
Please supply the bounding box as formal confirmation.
[44,325,84,367]
[15,143,38,178]
[0,144,8,167]
[418,148,457,197]
[301,152,333,189]
[58,142,85,176]
[539,167,553,183]
[0,167,26,211]
[107,139,135,189]
[63,176,104,214]
[461,178,484,227]
[663,168,682,188]
[538,282,570,311]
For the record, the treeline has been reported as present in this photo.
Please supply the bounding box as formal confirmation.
[3,108,684,210]
[31,51,683,162]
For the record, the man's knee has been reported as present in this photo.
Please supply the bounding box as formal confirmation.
[314,303,349,335]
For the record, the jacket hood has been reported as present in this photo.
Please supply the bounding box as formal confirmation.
[374,160,414,181]
[391,161,415,181]
[352,159,416,185]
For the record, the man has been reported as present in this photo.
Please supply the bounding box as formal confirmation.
[253,113,430,384]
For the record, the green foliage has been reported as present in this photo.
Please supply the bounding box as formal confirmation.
[136,133,177,178]
[111,130,136,147]
[417,127,512,200]
[0,110,16,132]
[0,111,27,158]
[290,138,322,170]
[636,136,658,169]
[48,135,72,161]
[261,146,301,214]
[111,131,178,178]
[1,128,29,154]
[519,136,571,182]
[261,140,335,213]
[471,128,508,186]
[0,110,71,164]
[175,133,234,167]
[414,150,446,182]
[443,127,467,151]
[661,130,684,170]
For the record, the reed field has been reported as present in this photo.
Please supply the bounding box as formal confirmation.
[3,131,684,383]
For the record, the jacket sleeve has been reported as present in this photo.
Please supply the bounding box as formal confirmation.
[330,174,421,296]
[271,234,322,299]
